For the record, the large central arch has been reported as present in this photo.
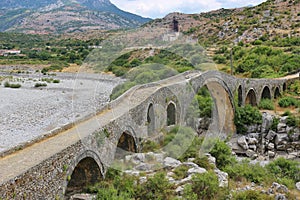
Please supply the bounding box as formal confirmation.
[190,75,236,135]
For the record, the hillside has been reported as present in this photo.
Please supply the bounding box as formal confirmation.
[0,0,151,34]
[146,0,300,45]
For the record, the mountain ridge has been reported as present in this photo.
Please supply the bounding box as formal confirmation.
[0,0,151,34]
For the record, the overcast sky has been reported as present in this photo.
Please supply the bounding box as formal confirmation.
[110,0,267,18]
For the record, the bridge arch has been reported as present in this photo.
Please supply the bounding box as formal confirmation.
[65,150,104,197]
[245,89,257,106]
[237,85,243,107]
[274,87,281,99]
[147,103,155,135]
[115,130,138,159]
[167,101,176,126]
[261,86,272,100]
[190,73,236,135]
[283,83,287,92]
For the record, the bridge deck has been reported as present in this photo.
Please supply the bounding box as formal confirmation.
[0,71,196,184]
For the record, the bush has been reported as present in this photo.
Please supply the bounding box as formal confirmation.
[266,157,300,183]
[183,171,227,200]
[223,160,270,184]
[53,79,60,83]
[278,96,299,108]
[258,99,274,110]
[234,105,262,134]
[34,83,47,87]
[4,81,21,88]
[172,165,189,180]
[209,140,236,170]
[136,172,175,200]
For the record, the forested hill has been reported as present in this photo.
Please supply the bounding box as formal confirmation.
[0,0,151,34]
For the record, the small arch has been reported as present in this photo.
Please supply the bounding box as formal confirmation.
[245,89,257,106]
[66,157,102,197]
[261,86,271,99]
[115,131,137,159]
[147,103,155,135]
[167,102,176,126]
[274,87,281,99]
[283,83,287,92]
[238,85,243,107]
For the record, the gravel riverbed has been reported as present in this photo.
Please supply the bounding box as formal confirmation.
[0,71,124,154]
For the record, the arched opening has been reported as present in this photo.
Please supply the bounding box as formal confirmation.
[245,89,257,106]
[283,83,287,92]
[274,87,281,99]
[115,132,137,159]
[238,85,243,107]
[261,86,271,99]
[65,157,102,197]
[147,103,155,135]
[167,102,176,126]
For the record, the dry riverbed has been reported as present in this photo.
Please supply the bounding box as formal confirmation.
[0,67,124,154]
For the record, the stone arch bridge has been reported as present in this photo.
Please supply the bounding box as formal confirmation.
[0,70,292,199]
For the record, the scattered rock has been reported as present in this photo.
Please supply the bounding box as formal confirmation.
[238,136,249,150]
[296,182,300,191]
[215,169,228,187]
[266,130,276,141]
[187,167,207,175]
[261,112,273,133]
[70,194,96,200]
[164,157,181,169]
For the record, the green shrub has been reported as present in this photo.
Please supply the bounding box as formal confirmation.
[210,140,236,170]
[172,165,189,180]
[141,140,160,153]
[4,81,21,88]
[266,157,300,183]
[183,171,227,200]
[258,99,274,110]
[193,156,215,170]
[53,79,60,83]
[278,96,299,108]
[136,172,175,200]
[34,83,47,87]
[232,190,273,200]
[234,105,262,134]
[9,83,21,88]
[223,160,270,184]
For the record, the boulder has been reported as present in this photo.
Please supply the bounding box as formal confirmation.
[237,136,249,150]
[266,130,276,141]
[205,153,216,167]
[187,167,207,175]
[125,153,145,165]
[277,123,287,133]
[268,143,275,150]
[175,186,184,195]
[268,151,276,158]
[275,134,288,146]
[248,137,258,145]
[296,182,300,191]
[272,182,289,193]
[135,163,154,171]
[215,169,228,187]
[249,145,257,151]
[164,157,181,169]
[246,149,256,158]
[261,112,273,133]
[275,194,287,200]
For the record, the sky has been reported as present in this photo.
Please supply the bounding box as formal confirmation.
[110,0,267,19]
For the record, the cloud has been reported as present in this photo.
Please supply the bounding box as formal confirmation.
[110,0,266,18]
